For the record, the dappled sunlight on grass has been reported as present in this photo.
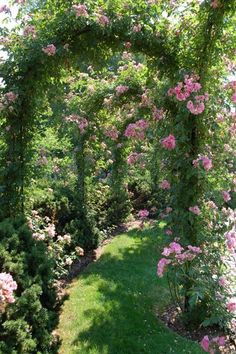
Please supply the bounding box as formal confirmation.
[58,224,204,354]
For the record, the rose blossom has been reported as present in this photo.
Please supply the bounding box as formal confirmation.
[72,4,88,17]
[187,245,202,254]
[105,126,119,140]
[0,5,11,14]
[222,190,231,202]
[200,336,210,352]
[23,25,36,38]
[75,246,84,256]
[127,152,141,165]
[162,242,183,256]
[227,298,236,312]
[161,134,176,150]
[189,205,201,215]
[65,258,73,266]
[152,106,164,120]
[0,273,17,304]
[115,85,129,95]
[138,209,149,219]
[187,100,205,115]
[218,277,228,287]
[42,44,56,56]
[4,91,18,103]
[157,258,171,277]
[232,92,236,103]
[98,14,109,26]
[159,180,171,190]
[133,24,142,32]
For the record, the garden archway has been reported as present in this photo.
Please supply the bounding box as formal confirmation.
[0,1,235,351]
[1,3,179,217]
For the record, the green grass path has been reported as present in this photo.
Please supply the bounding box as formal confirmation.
[57,224,204,354]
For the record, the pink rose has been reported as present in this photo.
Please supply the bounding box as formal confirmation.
[159,180,171,190]
[0,273,17,304]
[161,134,176,150]
[227,298,236,312]
[42,44,56,56]
[72,4,88,17]
[115,85,129,95]
[157,258,171,277]
[133,24,142,32]
[232,92,236,103]
[222,190,231,202]
[138,209,149,219]
[200,336,210,352]
[189,205,201,215]
[98,14,109,26]
[187,245,202,254]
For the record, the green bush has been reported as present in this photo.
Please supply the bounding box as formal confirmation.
[0,217,58,354]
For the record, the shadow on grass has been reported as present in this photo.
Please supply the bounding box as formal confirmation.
[60,225,202,354]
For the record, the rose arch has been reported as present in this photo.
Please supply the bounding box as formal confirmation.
[0,0,235,327]
[1,2,180,217]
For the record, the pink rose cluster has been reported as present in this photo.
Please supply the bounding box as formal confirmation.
[157,242,202,277]
[115,85,129,96]
[225,229,236,251]
[124,119,149,140]
[206,200,218,210]
[0,91,18,111]
[193,155,213,171]
[4,91,18,103]
[0,5,11,14]
[72,4,88,17]
[161,134,176,150]
[138,209,149,219]
[229,121,236,137]
[222,190,231,202]
[159,180,171,190]
[218,276,228,287]
[98,14,110,26]
[133,24,142,33]
[42,44,56,56]
[189,205,201,215]
[23,25,36,38]
[64,114,88,133]
[127,152,142,165]
[32,232,45,241]
[152,106,164,121]
[157,258,171,278]
[200,335,225,353]
[227,80,236,103]
[168,74,209,115]
[226,298,236,312]
[45,224,56,238]
[0,273,17,304]
[0,36,10,46]
[168,74,202,101]
[186,94,209,115]
[140,91,151,107]
[104,126,119,140]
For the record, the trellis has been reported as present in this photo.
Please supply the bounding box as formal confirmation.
[0,0,235,321]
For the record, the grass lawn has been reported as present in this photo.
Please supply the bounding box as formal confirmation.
[57,223,204,354]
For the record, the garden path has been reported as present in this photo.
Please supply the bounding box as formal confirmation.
[57,224,203,354]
